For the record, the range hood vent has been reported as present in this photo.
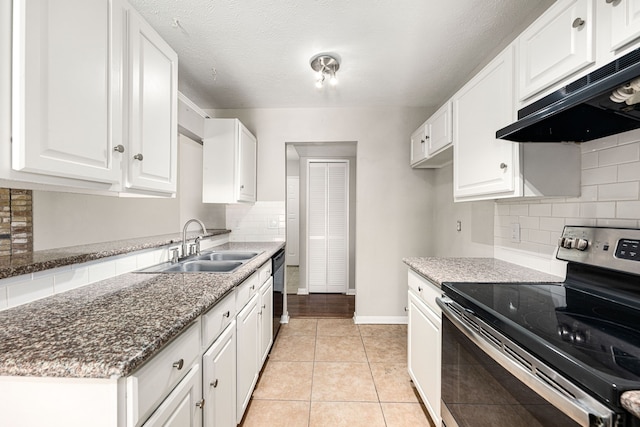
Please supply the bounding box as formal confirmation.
[497,48,640,143]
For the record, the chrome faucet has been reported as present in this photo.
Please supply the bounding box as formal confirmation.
[181,219,207,258]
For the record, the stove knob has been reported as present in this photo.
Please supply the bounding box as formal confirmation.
[573,330,587,345]
[563,238,575,249]
[575,238,589,251]
[557,324,572,341]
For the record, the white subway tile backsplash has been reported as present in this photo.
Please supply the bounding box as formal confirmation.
[618,162,640,182]
[552,203,580,218]
[226,201,286,242]
[598,182,639,201]
[581,135,617,152]
[518,216,539,230]
[509,204,529,216]
[115,255,138,275]
[579,202,616,218]
[598,143,640,166]
[7,275,54,308]
[582,151,598,169]
[495,204,510,216]
[54,268,89,293]
[88,260,116,283]
[582,165,618,186]
[596,218,639,228]
[565,217,597,226]
[617,201,640,219]
[617,128,640,145]
[529,229,551,245]
[539,217,565,232]
[528,204,552,217]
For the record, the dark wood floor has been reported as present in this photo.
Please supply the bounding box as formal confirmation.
[286,294,355,318]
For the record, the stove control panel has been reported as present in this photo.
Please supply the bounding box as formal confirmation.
[557,226,640,275]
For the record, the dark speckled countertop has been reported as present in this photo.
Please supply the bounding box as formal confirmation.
[0,229,231,280]
[0,241,283,379]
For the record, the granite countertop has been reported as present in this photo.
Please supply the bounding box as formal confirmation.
[0,241,283,379]
[622,391,640,420]
[403,257,563,286]
[0,229,231,280]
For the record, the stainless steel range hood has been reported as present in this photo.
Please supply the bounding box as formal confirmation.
[497,48,640,143]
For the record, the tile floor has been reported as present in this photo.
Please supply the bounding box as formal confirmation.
[240,318,435,427]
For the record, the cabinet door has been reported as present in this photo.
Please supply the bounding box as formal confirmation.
[203,322,236,427]
[237,123,257,202]
[410,124,427,166]
[259,278,274,366]
[453,46,520,200]
[126,8,178,194]
[142,364,203,427]
[408,291,441,426]
[609,0,640,51]
[236,293,259,424]
[11,0,122,184]
[518,0,594,100]
[427,102,452,156]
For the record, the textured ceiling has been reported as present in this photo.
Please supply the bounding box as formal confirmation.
[129,0,555,109]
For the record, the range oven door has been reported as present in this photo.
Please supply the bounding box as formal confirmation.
[438,297,618,427]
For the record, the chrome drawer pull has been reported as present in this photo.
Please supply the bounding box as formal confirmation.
[172,359,184,370]
[195,399,205,409]
[223,310,230,318]
[211,379,219,388]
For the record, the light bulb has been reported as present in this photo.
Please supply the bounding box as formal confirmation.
[329,73,338,86]
[315,78,324,89]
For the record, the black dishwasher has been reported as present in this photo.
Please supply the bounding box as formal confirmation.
[271,248,285,338]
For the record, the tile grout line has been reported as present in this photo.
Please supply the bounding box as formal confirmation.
[359,324,389,426]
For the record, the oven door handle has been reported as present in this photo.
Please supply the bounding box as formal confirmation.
[436,297,618,427]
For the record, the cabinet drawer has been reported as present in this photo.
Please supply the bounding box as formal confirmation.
[236,272,259,312]
[202,291,236,349]
[127,320,201,427]
[258,260,272,285]
[407,270,442,316]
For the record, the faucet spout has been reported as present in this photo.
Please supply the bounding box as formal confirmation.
[181,218,207,257]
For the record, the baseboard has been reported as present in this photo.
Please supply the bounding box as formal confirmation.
[280,314,290,324]
[346,289,356,296]
[353,315,408,325]
[297,288,309,295]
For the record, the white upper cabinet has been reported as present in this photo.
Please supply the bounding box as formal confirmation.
[607,0,640,51]
[410,102,453,169]
[518,0,594,101]
[454,45,519,200]
[202,119,257,204]
[123,6,178,195]
[11,0,122,184]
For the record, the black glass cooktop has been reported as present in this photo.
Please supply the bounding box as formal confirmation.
[442,280,640,406]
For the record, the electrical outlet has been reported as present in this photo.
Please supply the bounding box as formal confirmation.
[511,223,521,243]
[268,218,279,229]
[456,220,462,232]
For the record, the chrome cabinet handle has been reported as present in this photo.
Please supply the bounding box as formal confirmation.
[223,310,230,318]
[240,185,245,189]
[262,304,266,309]
[572,17,585,29]
[113,144,125,153]
[606,0,620,4]
[418,286,423,292]
[172,359,184,370]
[133,153,144,161]
[210,379,219,388]
[404,306,409,312]
[500,162,507,169]
[195,399,205,409]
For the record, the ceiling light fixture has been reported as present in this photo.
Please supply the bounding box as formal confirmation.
[310,53,340,88]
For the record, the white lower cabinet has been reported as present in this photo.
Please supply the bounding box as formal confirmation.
[142,364,203,427]
[259,277,274,365]
[236,292,260,424]
[407,271,442,427]
[202,321,236,427]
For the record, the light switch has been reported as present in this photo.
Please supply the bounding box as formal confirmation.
[511,223,521,243]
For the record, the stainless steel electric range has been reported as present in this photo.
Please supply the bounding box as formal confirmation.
[438,226,640,427]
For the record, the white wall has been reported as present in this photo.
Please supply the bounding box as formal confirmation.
[432,163,495,257]
[210,107,433,319]
[33,135,225,250]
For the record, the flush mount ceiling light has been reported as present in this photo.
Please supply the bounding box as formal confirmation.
[310,53,340,88]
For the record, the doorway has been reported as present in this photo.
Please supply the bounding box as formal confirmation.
[285,142,357,305]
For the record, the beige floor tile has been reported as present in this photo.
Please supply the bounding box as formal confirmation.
[269,335,316,361]
[315,335,367,362]
[369,363,420,403]
[279,318,318,336]
[252,361,313,400]
[316,318,359,336]
[309,402,386,427]
[362,335,407,363]
[241,400,310,427]
[359,324,407,338]
[312,362,378,402]
[381,402,434,427]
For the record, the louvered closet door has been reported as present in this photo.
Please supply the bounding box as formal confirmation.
[307,162,348,293]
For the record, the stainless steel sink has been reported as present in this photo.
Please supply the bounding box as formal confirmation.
[161,260,243,273]
[135,250,261,274]
[192,251,259,261]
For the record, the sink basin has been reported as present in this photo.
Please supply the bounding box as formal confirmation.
[192,251,259,261]
[161,260,243,273]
